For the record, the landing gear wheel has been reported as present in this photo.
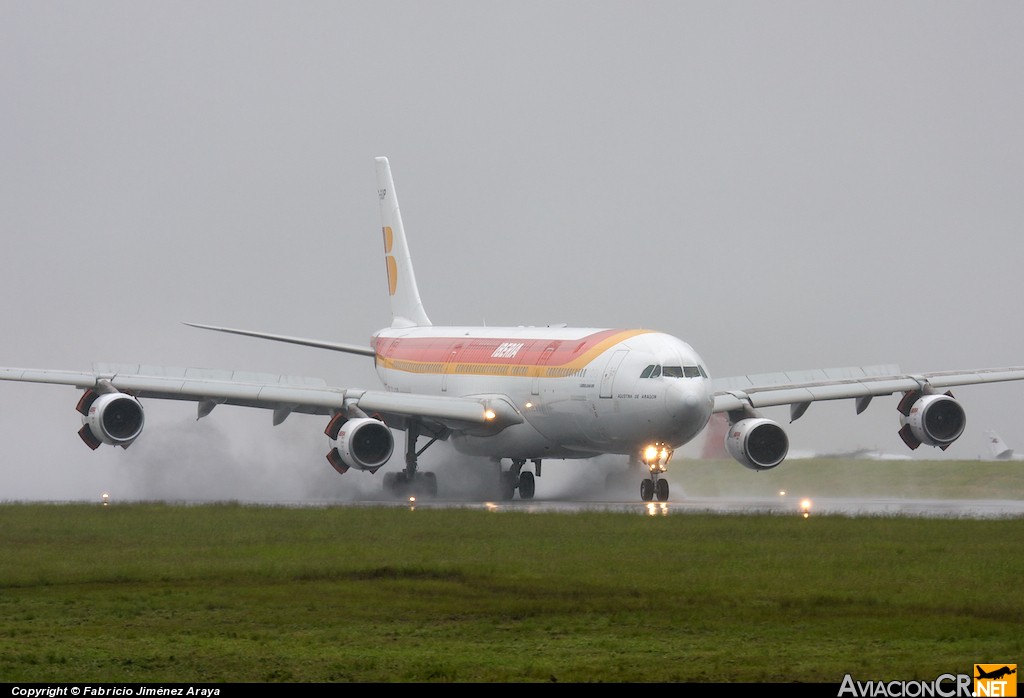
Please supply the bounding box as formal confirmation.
[384,471,409,498]
[384,471,439,498]
[518,471,535,500]
[640,479,654,502]
[655,478,669,502]
[420,471,438,497]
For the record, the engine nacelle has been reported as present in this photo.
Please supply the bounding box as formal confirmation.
[725,417,789,471]
[898,392,965,450]
[79,392,145,449]
[330,417,395,472]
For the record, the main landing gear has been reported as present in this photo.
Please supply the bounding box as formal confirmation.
[383,420,443,498]
[498,458,541,500]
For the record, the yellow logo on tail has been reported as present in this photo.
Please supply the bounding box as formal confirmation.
[382,226,398,296]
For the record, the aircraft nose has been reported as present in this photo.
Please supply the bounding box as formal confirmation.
[665,379,713,431]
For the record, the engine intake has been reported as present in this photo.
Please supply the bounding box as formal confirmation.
[897,392,965,450]
[78,391,145,449]
[326,417,394,473]
[725,417,789,471]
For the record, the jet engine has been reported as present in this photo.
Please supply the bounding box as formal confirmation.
[77,391,145,450]
[325,416,395,473]
[725,417,789,471]
[897,391,965,450]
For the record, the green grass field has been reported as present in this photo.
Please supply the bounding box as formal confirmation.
[1,458,1022,684]
[673,457,1024,501]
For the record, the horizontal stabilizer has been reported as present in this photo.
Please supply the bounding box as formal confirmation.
[183,322,376,357]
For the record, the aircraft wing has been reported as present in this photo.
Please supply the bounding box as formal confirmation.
[0,364,494,429]
[711,364,1024,417]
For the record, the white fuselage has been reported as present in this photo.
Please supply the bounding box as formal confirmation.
[372,326,714,460]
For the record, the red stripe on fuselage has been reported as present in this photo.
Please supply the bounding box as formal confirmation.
[374,328,652,374]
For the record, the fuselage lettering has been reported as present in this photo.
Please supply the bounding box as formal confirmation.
[491,342,524,359]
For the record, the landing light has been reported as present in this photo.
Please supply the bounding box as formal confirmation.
[484,409,497,420]
[641,443,673,473]
[101,493,110,506]
[800,498,812,518]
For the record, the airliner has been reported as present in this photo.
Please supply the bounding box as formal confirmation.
[984,430,1024,460]
[3,157,1024,502]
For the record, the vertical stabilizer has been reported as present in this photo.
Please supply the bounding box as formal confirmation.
[376,157,432,328]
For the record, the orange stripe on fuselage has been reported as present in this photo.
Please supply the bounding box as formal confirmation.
[374,329,654,377]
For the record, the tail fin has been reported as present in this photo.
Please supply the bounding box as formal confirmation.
[375,157,432,328]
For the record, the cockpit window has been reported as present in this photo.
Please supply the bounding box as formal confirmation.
[641,364,707,379]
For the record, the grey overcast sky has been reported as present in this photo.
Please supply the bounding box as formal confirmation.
[2,1,1023,501]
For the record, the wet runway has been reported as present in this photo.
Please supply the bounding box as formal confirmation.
[356,495,1024,519]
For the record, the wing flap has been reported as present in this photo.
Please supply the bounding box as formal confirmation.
[355,390,488,424]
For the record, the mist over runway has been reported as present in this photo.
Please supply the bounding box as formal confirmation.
[13,434,1021,520]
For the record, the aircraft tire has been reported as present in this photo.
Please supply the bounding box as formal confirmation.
[519,471,535,500]
[386,471,417,498]
[640,479,654,502]
[655,478,669,502]
[421,471,438,497]
[383,471,398,496]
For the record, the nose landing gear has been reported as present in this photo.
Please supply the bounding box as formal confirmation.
[639,443,673,502]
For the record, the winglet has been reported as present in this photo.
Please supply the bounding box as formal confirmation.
[985,429,1014,459]
[376,157,432,328]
